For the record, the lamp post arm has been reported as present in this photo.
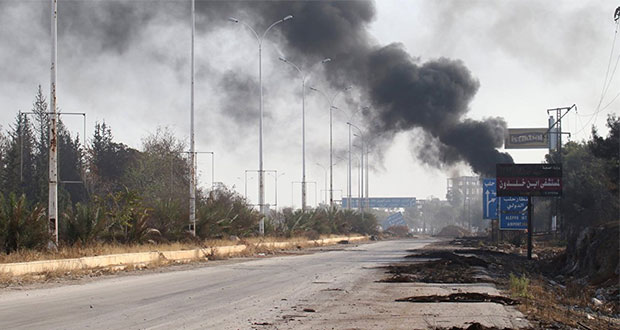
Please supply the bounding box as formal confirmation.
[262,14,292,41]
[236,20,260,43]
[262,19,283,41]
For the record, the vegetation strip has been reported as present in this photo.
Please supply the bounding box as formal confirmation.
[0,236,366,276]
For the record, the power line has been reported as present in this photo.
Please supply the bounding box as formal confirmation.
[575,17,620,136]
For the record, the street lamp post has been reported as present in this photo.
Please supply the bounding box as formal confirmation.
[315,163,328,205]
[308,86,351,207]
[349,123,365,211]
[229,15,293,235]
[278,57,331,212]
[335,106,364,209]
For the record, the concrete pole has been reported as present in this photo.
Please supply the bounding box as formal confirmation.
[49,0,59,247]
[360,140,364,212]
[329,104,333,207]
[365,149,369,209]
[347,124,352,209]
[301,78,306,211]
[189,0,196,236]
[258,40,265,234]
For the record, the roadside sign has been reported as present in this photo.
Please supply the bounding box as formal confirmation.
[499,196,528,230]
[504,128,549,149]
[382,212,407,229]
[496,164,562,197]
[342,197,416,208]
[482,178,498,219]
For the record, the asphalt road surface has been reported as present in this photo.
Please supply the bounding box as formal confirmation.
[0,239,529,329]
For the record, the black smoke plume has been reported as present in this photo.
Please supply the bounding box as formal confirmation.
[224,1,513,175]
[23,0,512,175]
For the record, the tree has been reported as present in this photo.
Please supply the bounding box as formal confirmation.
[551,117,619,236]
[31,85,49,205]
[88,122,138,194]
[0,126,7,197]
[589,114,619,196]
[57,122,87,205]
[2,113,36,202]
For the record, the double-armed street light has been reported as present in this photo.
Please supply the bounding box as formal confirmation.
[278,57,331,212]
[228,14,293,235]
[308,86,352,207]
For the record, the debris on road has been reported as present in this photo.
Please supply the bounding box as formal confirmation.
[396,292,519,306]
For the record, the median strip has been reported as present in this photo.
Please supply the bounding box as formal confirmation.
[0,236,367,277]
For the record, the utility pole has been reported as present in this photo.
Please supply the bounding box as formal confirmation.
[546,104,575,233]
[49,0,59,247]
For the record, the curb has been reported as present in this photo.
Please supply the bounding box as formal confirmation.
[0,236,367,276]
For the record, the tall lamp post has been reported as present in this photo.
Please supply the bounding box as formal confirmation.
[349,123,364,211]
[229,14,293,235]
[189,0,197,236]
[278,57,331,211]
[334,106,365,209]
[308,86,351,207]
[315,163,328,205]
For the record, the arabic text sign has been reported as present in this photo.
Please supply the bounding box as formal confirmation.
[499,196,528,230]
[496,164,562,197]
[482,178,498,219]
[504,128,549,149]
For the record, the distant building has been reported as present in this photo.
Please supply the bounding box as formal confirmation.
[446,176,481,202]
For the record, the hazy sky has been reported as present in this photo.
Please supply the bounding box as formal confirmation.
[1,0,618,208]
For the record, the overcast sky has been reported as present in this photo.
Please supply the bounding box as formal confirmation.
[1,0,618,208]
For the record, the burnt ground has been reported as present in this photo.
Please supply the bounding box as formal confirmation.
[379,238,620,330]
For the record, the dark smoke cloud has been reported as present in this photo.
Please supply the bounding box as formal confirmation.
[16,0,512,175]
[362,43,513,175]
[218,70,261,126]
[222,1,513,175]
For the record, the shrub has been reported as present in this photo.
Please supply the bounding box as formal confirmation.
[62,201,108,245]
[509,273,531,298]
[0,194,50,253]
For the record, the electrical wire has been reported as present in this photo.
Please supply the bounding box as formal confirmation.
[575,19,620,135]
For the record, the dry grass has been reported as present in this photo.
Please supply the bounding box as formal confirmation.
[0,234,354,264]
[0,259,179,287]
[0,235,363,286]
[510,277,619,330]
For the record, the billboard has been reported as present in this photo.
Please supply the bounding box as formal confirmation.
[342,197,416,209]
[496,164,562,197]
[482,178,498,219]
[499,196,529,230]
[504,128,549,149]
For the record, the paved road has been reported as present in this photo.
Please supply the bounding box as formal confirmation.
[0,239,528,329]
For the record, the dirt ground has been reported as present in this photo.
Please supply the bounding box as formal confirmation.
[278,236,619,330]
[386,238,620,330]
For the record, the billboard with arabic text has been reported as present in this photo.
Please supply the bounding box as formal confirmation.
[504,128,550,149]
[496,164,562,197]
